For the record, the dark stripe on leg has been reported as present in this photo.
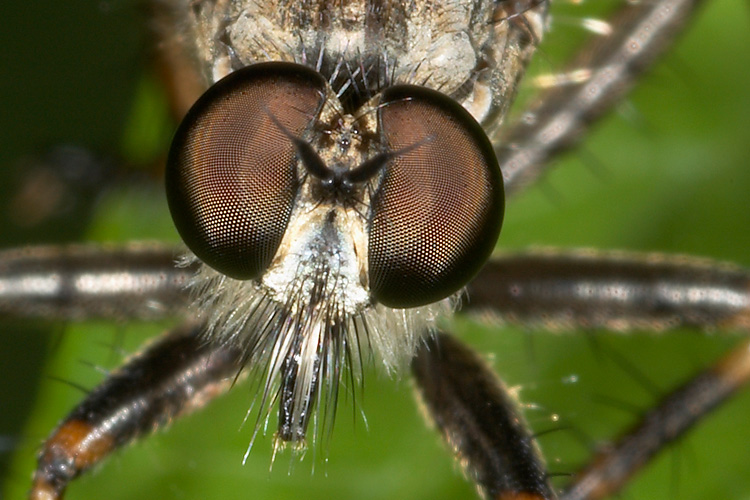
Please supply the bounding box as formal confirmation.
[0,244,191,320]
[467,251,750,332]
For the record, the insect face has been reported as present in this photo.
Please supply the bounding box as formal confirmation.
[2,1,750,500]
[165,59,504,444]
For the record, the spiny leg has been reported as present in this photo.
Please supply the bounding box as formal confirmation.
[465,250,750,497]
[412,332,556,500]
[30,322,244,500]
[560,338,750,500]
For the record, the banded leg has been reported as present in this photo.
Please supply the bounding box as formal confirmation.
[0,244,190,321]
[30,322,244,500]
[413,332,556,500]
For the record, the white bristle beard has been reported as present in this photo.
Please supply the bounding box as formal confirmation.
[178,247,453,454]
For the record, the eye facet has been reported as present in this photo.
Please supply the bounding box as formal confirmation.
[368,85,504,308]
[166,63,327,280]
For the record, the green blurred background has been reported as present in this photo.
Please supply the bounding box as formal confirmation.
[1,1,750,499]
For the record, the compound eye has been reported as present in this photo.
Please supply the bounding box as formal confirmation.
[166,63,327,279]
[369,85,504,308]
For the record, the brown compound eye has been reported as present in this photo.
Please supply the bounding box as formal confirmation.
[368,85,504,308]
[166,63,327,280]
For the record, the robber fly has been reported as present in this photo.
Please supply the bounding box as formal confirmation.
[2,1,750,499]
